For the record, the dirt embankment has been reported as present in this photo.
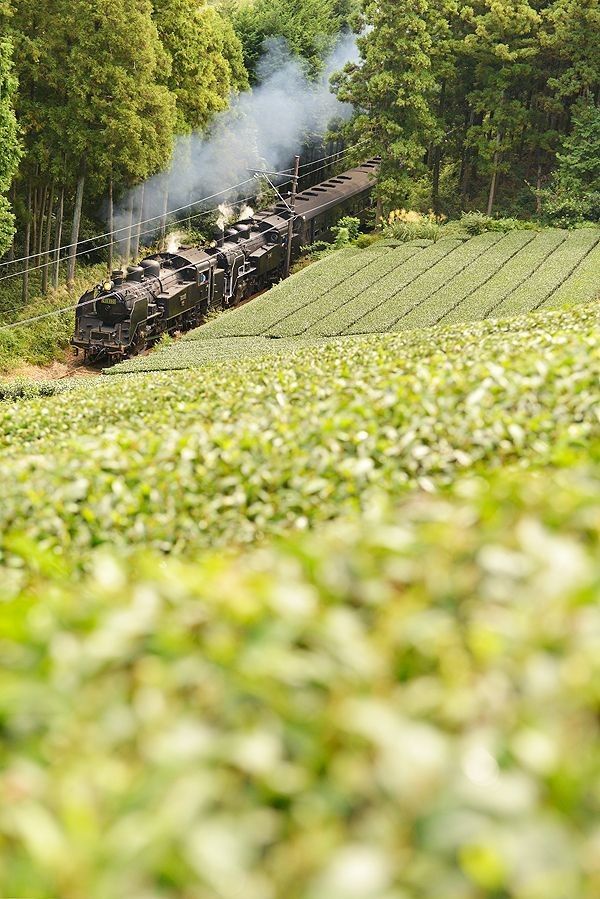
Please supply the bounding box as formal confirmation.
[1,350,103,382]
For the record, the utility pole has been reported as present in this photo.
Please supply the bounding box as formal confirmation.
[285,155,300,279]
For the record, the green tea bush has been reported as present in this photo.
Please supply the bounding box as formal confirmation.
[0,376,72,403]
[344,236,496,334]
[2,301,600,567]
[1,469,599,898]
[398,231,536,330]
[441,230,566,325]
[493,229,600,318]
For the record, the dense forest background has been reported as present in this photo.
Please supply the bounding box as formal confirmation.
[0,0,599,302]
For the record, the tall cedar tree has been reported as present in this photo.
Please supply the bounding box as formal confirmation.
[152,0,248,134]
[0,33,21,254]
[11,0,176,286]
[227,0,344,82]
[333,0,442,207]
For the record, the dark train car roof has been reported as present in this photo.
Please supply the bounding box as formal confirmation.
[278,158,380,221]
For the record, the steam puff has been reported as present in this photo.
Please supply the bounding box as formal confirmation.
[113,32,358,252]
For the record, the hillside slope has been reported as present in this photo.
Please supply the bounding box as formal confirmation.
[108,229,600,375]
[2,301,599,565]
[3,239,600,899]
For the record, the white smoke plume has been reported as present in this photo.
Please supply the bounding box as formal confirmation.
[216,203,235,232]
[113,31,360,253]
[166,231,185,254]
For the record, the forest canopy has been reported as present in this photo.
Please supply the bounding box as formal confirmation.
[334,0,600,218]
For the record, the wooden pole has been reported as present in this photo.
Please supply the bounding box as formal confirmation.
[108,175,114,273]
[284,155,300,279]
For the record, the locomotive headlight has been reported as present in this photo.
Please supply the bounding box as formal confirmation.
[103,280,114,292]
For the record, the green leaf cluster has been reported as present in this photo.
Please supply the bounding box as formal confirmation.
[1,298,600,564]
[1,453,600,896]
[0,35,21,253]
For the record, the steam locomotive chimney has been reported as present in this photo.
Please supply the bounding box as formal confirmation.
[218,229,224,248]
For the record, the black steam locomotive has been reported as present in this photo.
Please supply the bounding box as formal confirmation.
[72,159,380,362]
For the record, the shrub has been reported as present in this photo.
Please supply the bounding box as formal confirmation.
[540,188,600,229]
[354,232,384,249]
[0,376,72,403]
[331,215,361,245]
[383,209,443,242]
[460,211,537,235]
[1,468,600,897]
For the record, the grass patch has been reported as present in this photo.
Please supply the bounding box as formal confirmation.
[0,264,105,372]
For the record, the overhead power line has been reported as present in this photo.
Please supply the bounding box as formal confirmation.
[0,182,373,334]
[0,141,371,273]
[0,216,293,333]
[0,178,256,272]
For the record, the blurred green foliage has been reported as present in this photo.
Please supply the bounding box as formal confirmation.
[2,236,600,897]
[1,469,599,897]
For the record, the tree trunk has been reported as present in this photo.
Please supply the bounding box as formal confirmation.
[124,192,134,262]
[431,147,442,216]
[31,183,39,268]
[7,183,16,261]
[132,183,145,259]
[160,175,169,248]
[108,175,114,273]
[460,109,476,208]
[536,163,543,216]
[41,184,55,295]
[487,133,503,216]
[37,183,48,262]
[68,162,86,287]
[54,186,65,290]
[375,196,383,229]
[22,179,32,305]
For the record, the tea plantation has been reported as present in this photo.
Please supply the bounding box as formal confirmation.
[2,237,600,898]
[108,228,600,375]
